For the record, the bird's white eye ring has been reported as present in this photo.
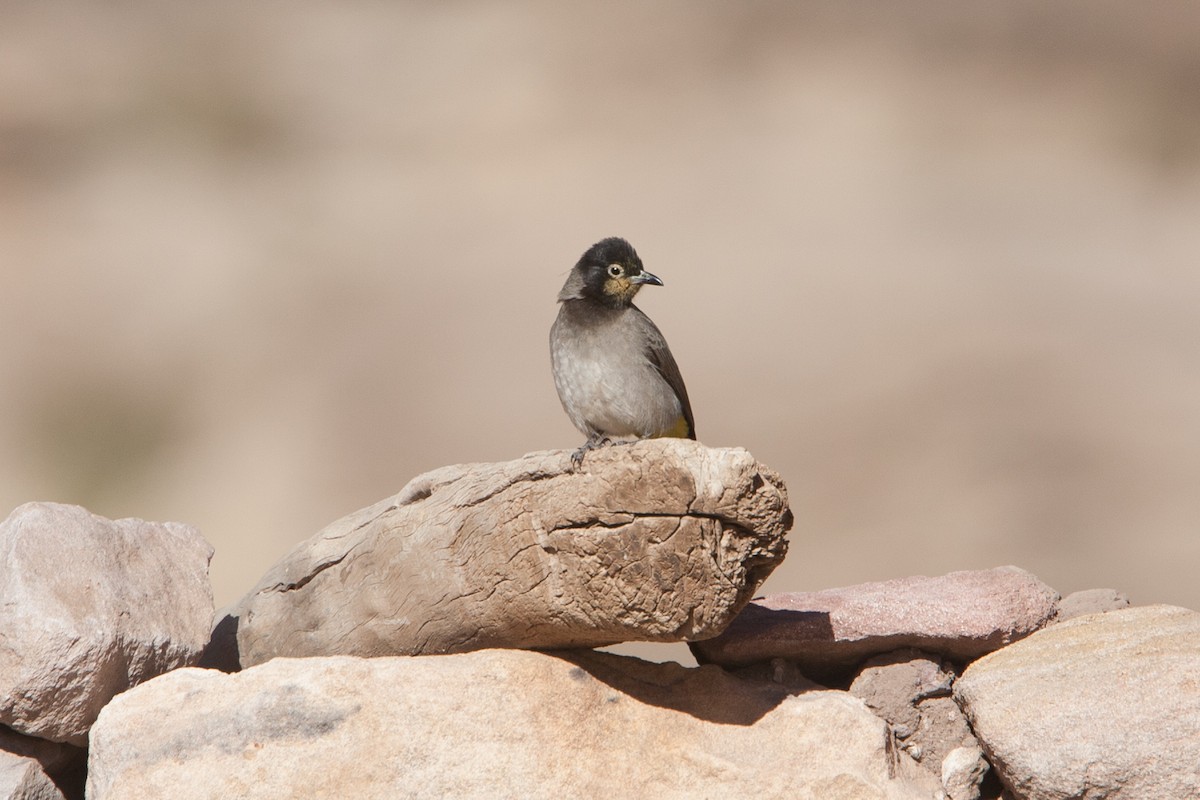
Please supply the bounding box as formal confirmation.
[608,264,623,277]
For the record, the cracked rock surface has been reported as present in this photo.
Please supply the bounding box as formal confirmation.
[213,439,792,669]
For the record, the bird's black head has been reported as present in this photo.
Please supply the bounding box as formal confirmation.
[558,237,663,306]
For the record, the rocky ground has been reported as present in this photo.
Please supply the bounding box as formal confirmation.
[3,442,1196,799]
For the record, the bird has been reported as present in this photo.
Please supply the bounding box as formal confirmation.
[549,237,695,466]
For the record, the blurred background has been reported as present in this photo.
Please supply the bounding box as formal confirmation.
[3,2,1198,662]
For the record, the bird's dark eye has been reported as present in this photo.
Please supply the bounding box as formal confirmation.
[608,264,623,277]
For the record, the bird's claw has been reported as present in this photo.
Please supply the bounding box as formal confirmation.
[570,435,613,470]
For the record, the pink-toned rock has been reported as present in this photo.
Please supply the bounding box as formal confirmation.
[691,567,1059,675]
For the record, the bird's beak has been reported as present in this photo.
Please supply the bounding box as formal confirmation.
[631,271,663,287]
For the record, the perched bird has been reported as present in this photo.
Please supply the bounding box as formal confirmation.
[550,237,695,465]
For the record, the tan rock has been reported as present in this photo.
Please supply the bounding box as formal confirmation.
[0,503,214,746]
[88,649,943,799]
[940,746,988,800]
[692,567,1059,675]
[0,751,64,800]
[955,605,1200,799]
[214,439,791,668]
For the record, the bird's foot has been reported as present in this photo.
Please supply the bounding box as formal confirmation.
[570,435,615,470]
[569,435,644,470]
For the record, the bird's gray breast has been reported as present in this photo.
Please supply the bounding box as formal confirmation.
[550,303,682,438]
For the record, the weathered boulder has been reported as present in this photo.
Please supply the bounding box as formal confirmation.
[213,440,791,669]
[0,503,214,746]
[955,604,1200,800]
[88,649,943,799]
[0,752,63,800]
[691,567,1059,676]
[849,649,980,792]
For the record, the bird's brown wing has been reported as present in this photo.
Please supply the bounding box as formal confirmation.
[632,306,696,440]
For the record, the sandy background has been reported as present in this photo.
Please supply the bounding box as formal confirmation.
[3,3,1198,661]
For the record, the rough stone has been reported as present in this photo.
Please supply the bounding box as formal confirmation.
[941,746,988,800]
[955,604,1200,799]
[213,439,791,669]
[88,649,943,800]
[849,650,976,770]
[1054,587,1129,622]
[0,752,64,800]
[0,728,83,800]
[691,567,1059,675]
[0,502,214,746]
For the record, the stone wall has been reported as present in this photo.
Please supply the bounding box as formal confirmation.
[2,442,1193,799]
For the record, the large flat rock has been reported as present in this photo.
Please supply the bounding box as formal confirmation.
[955,604,1200,799]
[0,503,214,746]
[692,567,1059,674]
[214,440,792,668]
[88,649,942,799]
